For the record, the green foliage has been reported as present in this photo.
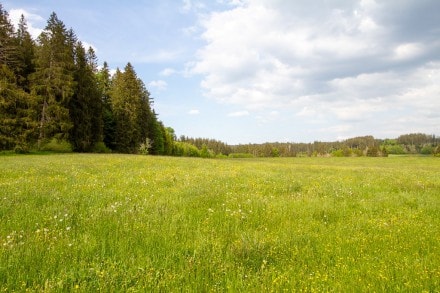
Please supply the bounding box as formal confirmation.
[31,13,76,146]
[420,144,434,155]
[40,138,72,152]
[200,144,214,158]
[1,155,440,291]
[228,152,254,158]
[434,146,440,157]
[331,149,344,157]
[385,144,406,154]
[138,138,152,155]
[91,142,111,153]
[173,141,201,157]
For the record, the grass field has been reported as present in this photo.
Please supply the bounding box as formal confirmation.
[1,154,439,291]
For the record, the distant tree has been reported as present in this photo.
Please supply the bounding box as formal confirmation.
[162,124,174,156]
[148,115,164,155]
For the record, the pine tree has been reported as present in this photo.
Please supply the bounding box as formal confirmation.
[16,14,35,91]
[0,64,38,151]
[149,113,165,155]
[68,43,103,152]
[0,6,37,150]
[97,61,115,150]
[86,47,103,148]
[0,5,17,69]
[110,63,146,153]
[69,42,92,151]
[30,13,76,148]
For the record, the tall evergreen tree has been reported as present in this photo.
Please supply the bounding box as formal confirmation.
[110,63,145,153]
[97,61,115,150]
[86,47,103,147]
[0,6,37,150]
[30,12,76,147]
[69,42,92,151]
[148,111,164,155]
[0,5,17,68]
[15,14,35,91]
[0,63,37,150]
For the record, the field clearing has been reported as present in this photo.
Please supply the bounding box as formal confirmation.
[1,154,439,291]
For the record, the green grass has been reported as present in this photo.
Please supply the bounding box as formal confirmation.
[1,154,439,291]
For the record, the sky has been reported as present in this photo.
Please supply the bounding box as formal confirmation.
[3,0,440,144]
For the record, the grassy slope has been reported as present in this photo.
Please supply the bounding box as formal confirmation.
[0,154,439,291]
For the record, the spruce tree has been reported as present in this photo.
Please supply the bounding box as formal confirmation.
[97,61,115,150]
[110,63,144,153]
[0,5,17,68]
[148,111,164,155]
[0,6,37,150]
[16,14,35,91]
[69,42,92,151]
[86,47,103,148]
[0,64,37,150]
[30,12,76,148]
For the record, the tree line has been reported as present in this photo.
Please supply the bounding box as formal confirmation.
[177,134,440,158]
[0,6,171,154]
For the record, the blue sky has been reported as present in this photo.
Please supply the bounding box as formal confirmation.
[4,0,440,144]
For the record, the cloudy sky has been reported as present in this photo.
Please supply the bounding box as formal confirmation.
[4,0,440,144]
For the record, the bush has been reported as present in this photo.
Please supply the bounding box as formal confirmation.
[421,144,434,155]
[92,142,112,153]
[331,149,344,157]
[41,138,73,153]
[385,144,406,154]
[434,146,440,157]
[138,138,152,155]
[14,145,29,154]
[172,142,201,157]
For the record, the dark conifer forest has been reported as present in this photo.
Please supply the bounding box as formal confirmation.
[1,6,439,157]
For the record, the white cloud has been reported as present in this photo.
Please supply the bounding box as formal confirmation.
[180,0,206,13]
[228,110,249,117]
[392,43,424,61]
[9,8,44,39]
[160,68,177,76]
[189,0,440,139]
[188,109,200,115]
[148,80,168,91]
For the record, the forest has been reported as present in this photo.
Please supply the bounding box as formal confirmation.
[1,6,439,158]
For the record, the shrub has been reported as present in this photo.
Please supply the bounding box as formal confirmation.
[92,142,112,153]
[420,144,434,155]
[172,142,201,157]
[41,138,73,153]
[139,138,152,155]
[14,145,29,154]
[331,149,344,157]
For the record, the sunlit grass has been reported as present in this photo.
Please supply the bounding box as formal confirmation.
[1,154,439,291]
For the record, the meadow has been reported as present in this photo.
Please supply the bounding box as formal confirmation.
[0,154,439,291]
